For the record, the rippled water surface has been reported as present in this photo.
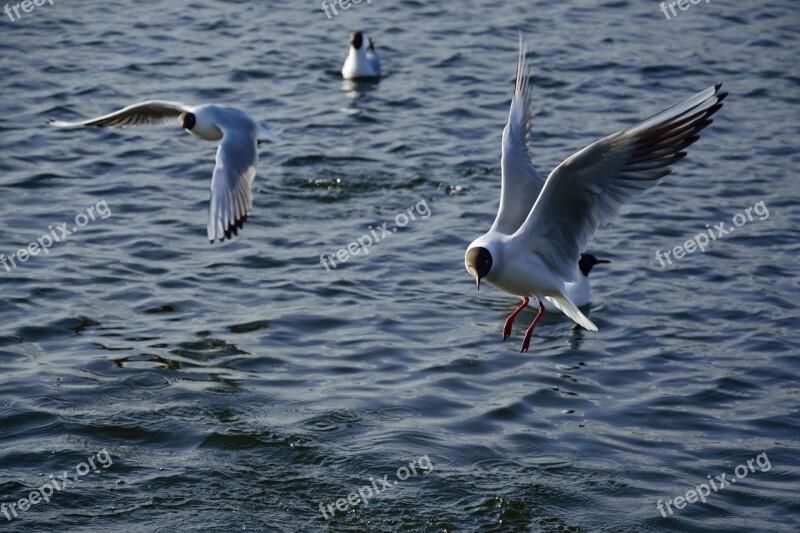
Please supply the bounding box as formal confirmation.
[1,1,799,531]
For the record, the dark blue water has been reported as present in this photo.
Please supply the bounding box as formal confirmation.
[1,0,799,531]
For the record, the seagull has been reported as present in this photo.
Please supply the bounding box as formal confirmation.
[543,253,610,311]
[342,31,381,80]
[48,101,280,243]
[465,34,727,352]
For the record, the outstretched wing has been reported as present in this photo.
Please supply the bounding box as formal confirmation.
[48,100,190,128]
[514,83,727,282]
[491,32,546,235]
[208,126,258,243]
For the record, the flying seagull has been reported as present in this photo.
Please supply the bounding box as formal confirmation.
[48,101,280,243]
[465,34,726,352]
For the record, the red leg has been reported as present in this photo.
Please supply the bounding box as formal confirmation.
[503,297,529,342]
[520,300,545,353]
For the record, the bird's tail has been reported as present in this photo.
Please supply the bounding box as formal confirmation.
[544,294,598,331]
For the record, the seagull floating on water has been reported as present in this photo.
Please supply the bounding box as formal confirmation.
[542,253,610,312]
[342,31,381,80]
[48,101,280,243]
[465,34,727,352]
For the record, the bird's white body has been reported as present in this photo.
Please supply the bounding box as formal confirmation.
[469,231,562,300]
[342,32,380,79]
[472,228,596,312]
[342,47,375,79]
[48,101,280,243]
[559,276,591,309]
[469,230,592,324]
[465,33,726,351]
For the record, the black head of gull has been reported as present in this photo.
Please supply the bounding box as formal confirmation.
[350,31,364,50]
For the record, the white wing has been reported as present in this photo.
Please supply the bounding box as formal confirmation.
[491,33,546,235]
[207,125,258,243]
[514,83,727,282]
[47,100,191,128]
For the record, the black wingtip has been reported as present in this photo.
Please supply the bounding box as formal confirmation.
[707,102,725,116]
[217,214,249,243]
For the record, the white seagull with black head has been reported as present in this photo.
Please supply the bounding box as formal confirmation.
[49,101,280,243]
[342,31,381,80]
[465,34,726,352]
